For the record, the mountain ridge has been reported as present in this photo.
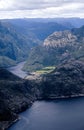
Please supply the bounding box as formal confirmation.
[0,20,74,67]
[23,25,84,72]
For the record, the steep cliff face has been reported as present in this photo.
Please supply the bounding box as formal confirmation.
[41,60,84,99]
[44,30,77,47]
[0,21,41,67]
[0,19,72,68]
[24,31,77,71]
[24,26,84,72]
[0,69,39,130]
[0,21,30,67]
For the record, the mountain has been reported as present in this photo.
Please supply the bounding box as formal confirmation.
[43,30,77,47]
[48,18,84,28]
[0,19,74,67]
[3,18,73,41]
[5,18,84,29]
[0,18,84,130]
[0,68,37,130]
[0,21,29,67]
[0,60,84,130]
[41,60,84,98]
[0,18,83,68]
[71,25,84,39]
[0,21,41,67]
[23,25,84,72]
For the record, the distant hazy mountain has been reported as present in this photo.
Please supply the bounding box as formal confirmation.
[0,19,74,67]
[45,18,84,28]
[3,18,73,41]
[23,25,84,72]
[4,17,84,28]
[0,21,28,67]
[0,18,84,68]
[0,21,41,67]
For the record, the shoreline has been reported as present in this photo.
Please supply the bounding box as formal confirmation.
[0,118,19,130]
[4,94,84,130]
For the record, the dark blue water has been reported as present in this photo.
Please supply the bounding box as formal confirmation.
[8,97,84,130]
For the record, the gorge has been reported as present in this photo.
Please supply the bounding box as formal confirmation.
[0,18,84,130]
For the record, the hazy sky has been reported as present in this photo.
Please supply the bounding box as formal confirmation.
[0,0,84,19]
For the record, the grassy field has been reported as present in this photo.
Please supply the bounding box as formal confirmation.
[35,66,55,75]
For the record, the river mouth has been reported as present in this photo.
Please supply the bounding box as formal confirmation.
[8,97,84,130]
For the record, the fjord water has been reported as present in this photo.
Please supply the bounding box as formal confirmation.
[8,62,27,78]
[8,97,84,130]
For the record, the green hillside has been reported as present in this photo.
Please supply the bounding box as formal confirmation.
[23,26,84,72]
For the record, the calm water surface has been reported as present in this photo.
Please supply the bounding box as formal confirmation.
[8,97,84,130]
[7,62,27,78]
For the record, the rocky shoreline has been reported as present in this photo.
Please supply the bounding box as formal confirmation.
[0,118,18,130]
[3,94,84,130]
[1,94,84,130]
[0,60,84,130]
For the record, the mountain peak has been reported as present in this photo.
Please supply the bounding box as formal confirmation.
[43,30,77,48]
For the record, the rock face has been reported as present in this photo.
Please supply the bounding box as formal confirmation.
[0,21,41,67]
[41,60,84,98]
[0,19,73,68]
[24,26,84,72]
[44,30,77,47]
[0,21,30,67]
[0,68,39,130]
